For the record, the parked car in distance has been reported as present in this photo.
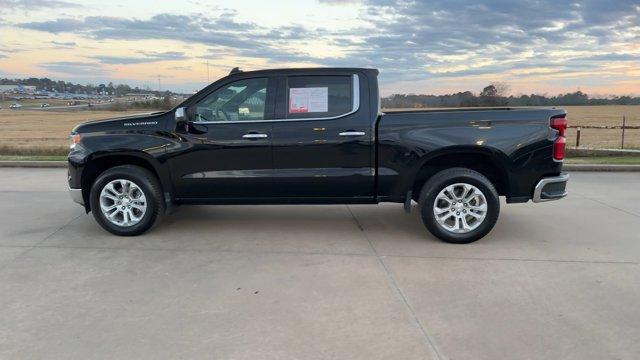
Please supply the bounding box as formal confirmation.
[41,103,50,108]
[9,103,22,109]
[68,67,569,243]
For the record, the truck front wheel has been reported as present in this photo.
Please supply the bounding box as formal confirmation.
[89,165,164,236]
[418,168,500,244]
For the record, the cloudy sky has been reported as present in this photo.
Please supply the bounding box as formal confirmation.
[0,0,639,95]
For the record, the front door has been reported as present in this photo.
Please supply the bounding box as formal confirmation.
[170,76,275,200]
[270,73,375,200]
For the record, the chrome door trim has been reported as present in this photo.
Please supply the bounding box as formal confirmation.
[242,133,268,139]
[183,167,375,179]
[339,131,366,136]
[192,74,360,125]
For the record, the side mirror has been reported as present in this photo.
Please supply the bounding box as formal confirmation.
[175,107,187,123]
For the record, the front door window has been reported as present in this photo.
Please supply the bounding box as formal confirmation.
[194,78,268,122]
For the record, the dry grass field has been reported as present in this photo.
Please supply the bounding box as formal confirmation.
[562,105,639,149]
[0,105,638,156]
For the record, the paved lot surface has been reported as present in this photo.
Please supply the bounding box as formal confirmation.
[1,168,639,359]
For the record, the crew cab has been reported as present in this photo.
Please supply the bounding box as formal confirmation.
[68,67,569,243]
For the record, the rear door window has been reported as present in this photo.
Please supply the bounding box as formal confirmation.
[286,76,352,119]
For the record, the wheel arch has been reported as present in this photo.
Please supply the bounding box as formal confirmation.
[80,151,171,210]
[409,146,511,200]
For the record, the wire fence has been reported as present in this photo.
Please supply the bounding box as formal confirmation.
[561,106,639,149]
[567,116,640,149]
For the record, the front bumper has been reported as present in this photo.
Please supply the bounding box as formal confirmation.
[532,173,569,202]
[69,186,84,206]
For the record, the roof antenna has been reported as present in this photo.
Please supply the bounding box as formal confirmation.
[229,67,242,75]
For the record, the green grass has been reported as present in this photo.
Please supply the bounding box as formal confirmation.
[0,155,67,161]
[565,156,640,165]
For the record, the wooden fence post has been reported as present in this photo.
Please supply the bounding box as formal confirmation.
[621,115,626,149]
[576,127,581,147]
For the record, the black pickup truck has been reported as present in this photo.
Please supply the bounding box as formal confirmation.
[68,67,568,243]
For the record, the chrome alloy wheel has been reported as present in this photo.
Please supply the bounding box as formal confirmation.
[99,179,147,227]
[433,183,487,234]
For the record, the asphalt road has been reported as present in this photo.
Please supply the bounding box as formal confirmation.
[1,168,639,359]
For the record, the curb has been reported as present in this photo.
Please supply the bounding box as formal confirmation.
[0,161,639,172]
[0,161,67,168]
[563,164,640,172]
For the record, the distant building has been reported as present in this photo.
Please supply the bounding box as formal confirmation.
[0,85,37,93]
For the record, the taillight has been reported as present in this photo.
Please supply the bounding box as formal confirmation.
[550,116,567,161]
[551,117,567,136]
[553,136,566,161]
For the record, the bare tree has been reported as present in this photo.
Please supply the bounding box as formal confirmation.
[491,82,510,97]
[479,82,510,106]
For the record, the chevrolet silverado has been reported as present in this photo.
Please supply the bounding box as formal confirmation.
[68,67,569,243]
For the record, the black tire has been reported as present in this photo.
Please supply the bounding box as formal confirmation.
[418,168,499,244]
[89,165,164,236]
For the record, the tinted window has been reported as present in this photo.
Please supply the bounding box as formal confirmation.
[194,78,267,122]
[286,76,352,119]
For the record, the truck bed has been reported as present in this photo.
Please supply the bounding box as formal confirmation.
[375,106,566,202]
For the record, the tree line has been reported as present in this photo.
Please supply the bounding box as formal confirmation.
[382,84,640,108]
[0,77,181,96]
[3,78,638,106]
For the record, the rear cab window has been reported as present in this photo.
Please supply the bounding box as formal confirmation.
[286,76,353,119]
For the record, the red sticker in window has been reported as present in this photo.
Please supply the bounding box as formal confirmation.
[289,88,309,113]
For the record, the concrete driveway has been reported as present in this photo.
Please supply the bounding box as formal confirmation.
[1,168,638,359]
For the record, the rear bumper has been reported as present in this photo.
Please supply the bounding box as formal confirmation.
[532,173,569,203]
[69,186,84,206]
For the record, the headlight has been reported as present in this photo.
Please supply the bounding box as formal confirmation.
[69,133,81,149]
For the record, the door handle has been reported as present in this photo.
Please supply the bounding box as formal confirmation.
[339,131,366,137]
[242,133,268,139]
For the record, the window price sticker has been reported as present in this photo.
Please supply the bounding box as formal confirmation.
[289,87,328,113]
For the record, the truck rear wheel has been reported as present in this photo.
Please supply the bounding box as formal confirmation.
[418,168,499,244]
[89,165,164,236]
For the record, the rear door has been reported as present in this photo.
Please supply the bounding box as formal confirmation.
[270,72,375,200]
